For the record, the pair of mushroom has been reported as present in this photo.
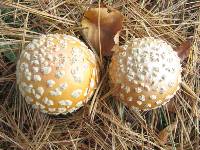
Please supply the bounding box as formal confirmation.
[16,34,182,115]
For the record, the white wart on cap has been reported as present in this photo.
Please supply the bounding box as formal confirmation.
[109,37,182,110]
[16,34,99,115]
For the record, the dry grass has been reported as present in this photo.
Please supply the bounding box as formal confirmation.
[0,0,200,149]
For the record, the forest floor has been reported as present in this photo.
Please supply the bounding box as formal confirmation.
[0,0,200,150]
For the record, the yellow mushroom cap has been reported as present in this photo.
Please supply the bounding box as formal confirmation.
[109,37,182,110]
[16,34,99,115]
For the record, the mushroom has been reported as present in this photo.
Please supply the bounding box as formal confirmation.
[16,34,99,115]
[109,37,182,110]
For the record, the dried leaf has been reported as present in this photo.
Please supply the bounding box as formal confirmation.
[175,40,191,60]
[166,101,176,113]
[158,121,178,144]
[81,6,123,56]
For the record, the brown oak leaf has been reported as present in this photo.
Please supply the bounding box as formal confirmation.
[158,121,178,144]
[81,6,123,56]
[175,40,191,61]
[166,101,176,113]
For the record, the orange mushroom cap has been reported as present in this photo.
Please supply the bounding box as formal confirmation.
[16,34,99,115]
[109,37,182,110]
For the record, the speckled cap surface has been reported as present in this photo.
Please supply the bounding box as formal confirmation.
[109,37,182,110]
[16,34,99,115]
